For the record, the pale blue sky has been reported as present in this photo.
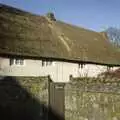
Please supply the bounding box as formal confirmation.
[0,0,120,31]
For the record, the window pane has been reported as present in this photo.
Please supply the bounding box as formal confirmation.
[78,63,84,69]
[15,59,24,65]
[42,61,45,66]
[15,59,20,65]
[20,59,24,65]
[49,61,52,65]
[10,58,14,66]
[42,60,52,66]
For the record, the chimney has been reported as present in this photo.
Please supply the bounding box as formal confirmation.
[46,12,56,21]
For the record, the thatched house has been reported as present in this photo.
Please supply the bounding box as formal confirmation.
[0,4,120,82]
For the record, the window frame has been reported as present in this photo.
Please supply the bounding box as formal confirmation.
[41,60,53,67]
[78,63,85,69]
[10,58,25,66]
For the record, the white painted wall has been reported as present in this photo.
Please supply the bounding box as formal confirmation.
[0,57,119,82]
[78,64,107,77]
[0,57,78,82]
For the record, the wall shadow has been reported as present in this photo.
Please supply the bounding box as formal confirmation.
[0,76,64,120]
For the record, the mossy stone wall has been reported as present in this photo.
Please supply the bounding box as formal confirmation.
[65,78,120,120]
[16,76,49,105]
[0,76,49,120]
[1,76,120,120]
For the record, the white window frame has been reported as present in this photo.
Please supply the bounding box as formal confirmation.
[78,63,85,69]
[42,60,53,67]
[10,58,25,66]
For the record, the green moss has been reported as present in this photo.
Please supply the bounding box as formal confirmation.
[65,77,120,120]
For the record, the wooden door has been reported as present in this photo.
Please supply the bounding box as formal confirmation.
[49,80,65,120]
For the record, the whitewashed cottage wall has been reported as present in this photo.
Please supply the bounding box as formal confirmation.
[0,57,119,82]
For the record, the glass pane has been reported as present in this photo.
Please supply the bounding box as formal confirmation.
[10,58,14,66]
[15,59,20,65]
[20,59,24,65]
[42,61,45,66]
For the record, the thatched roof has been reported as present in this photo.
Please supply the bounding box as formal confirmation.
[0,4,120,65]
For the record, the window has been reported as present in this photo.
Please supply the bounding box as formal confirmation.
[42,60,52,67]
[107,66,112,72]
[78,63,85,69]
[10,58,25,66]
[15,59,24,65]
[10,58,14,66]
[42,60,46,67]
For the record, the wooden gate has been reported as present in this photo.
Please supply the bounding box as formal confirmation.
[48,79,65,120]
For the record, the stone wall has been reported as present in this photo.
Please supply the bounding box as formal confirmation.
[65,77,120,120]
[16,76,49,105]
[1,75,120,120]
[0,76,49,120]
